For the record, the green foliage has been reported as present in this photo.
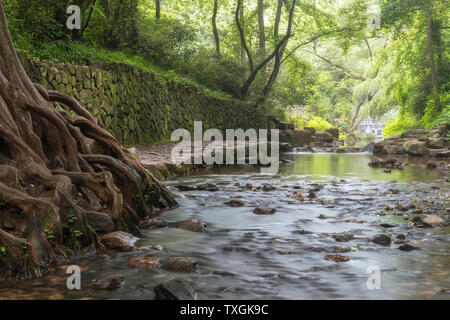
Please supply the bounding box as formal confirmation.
[383,115,421,137]
[0,246,7,256]
[306,116,333,131]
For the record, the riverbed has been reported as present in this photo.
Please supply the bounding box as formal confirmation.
[0,153,448,300]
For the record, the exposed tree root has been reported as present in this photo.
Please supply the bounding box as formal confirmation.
[0,2,177,279]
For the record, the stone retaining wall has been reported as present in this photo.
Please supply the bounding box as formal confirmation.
[19,52,270,146]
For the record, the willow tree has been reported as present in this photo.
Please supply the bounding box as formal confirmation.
[0,1,176,279]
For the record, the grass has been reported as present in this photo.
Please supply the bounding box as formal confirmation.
[15,39,233,100]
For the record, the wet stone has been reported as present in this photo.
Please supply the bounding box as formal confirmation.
[92,275,123,290]
[154,277,195,300]
[372,234,392,246]
[225,199,246,207]
[253,207,276,215]
[324,254,350,262]
[100,231,138,251]
[140,217,168,229]
[161,257,198,273]
[332,232,354,242]
[128,256,160,270]
[175,219,207,232]
[398,244,420,251]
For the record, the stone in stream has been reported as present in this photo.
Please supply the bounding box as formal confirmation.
[175,219,207,232]
[308,191,317,199]
[92,275,124,290]
[379,223,396,229]
[372,234,392,246]
[99,231,138,251]
[413,214,446,227]
[324,254,350,262]
[196,183,219,192]
[140,216,168,229]
[154,277,195,300]
[176,185,197,191]
[332,246,351,253]
[162,257,198,273]
[332,232,354,242]
[262,184,276,192]
[225,199,246,207]
[398,244,420,251]
[253,207,276,215]
[128,256,160,270]
[318,214,329,219]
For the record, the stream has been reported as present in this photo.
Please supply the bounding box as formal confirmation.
[0,153,449,300]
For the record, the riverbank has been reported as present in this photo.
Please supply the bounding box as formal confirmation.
[0,152,448,299]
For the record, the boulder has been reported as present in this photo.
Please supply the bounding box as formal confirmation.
[140,217,168,229]
[325,128,339,139]
[332,232,354,242]
[99,231,138,251]
[154,277,195,300]
[313,131,334,143]
[413,214,446,227]
[161,257,198,273]
[426,137,446,149]
[360,142,375,153]
[303,127,316,134]
[403,140,427,156]
[175,219,207,232]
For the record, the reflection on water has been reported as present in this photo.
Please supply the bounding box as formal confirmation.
[0,153,448,300]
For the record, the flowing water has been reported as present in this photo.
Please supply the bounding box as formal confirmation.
[1,153,449,300]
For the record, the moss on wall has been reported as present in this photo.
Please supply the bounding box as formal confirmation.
[19,52,270,146]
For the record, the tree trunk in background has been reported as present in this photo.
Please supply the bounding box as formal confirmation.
[426,5,440,111]
[239,0,247,84]
[257,0,266,58]
[212,0,221,57]
[274,0,282,38]
[156,0,161,20]
[0,0,175,280]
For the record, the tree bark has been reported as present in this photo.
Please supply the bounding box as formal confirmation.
[274,0,282,38]
[156,0,161,20]
[426,2,440,110]
[0,0,176,280]
[257,0,266,58]
[212,0,221,57]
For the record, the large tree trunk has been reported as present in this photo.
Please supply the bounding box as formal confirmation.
[257,0,266,58]
[426,3,440,110]
[0,1,176,280]
[156,0,161,20]
[212,0,221,57]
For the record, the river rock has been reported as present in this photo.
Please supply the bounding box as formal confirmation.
[162,257,198,273]
[140,217,168,229]
[100,231,138,251]
[398,244,420,251]
[262,184,276,191]
[426,137,446,149]
[175,219,207,232]
[372,234,391,246]
[324,254,350,262]
[92,275,124,290]
[403,140,427,156]
[325,128,339,139]
[360,142,375,153]
[196,183,219,191]
[332,232,354,242]
[154,277,195,300]
[413,214,446,227]
[253,207,276,215]
[129,256,160,270]
[225,199,246,207]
